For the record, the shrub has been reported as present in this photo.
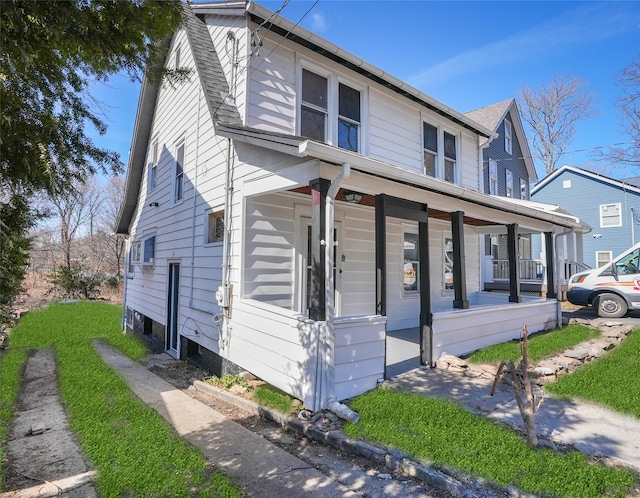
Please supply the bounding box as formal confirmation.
[48,263,103,299]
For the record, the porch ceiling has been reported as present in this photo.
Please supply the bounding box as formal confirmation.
[290,186,500,227]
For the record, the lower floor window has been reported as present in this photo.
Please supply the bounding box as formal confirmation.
[403,232,419,293]
[444,237,454,290]
[596,251,613,268]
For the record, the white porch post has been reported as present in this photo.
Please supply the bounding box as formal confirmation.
[575,231,584,265]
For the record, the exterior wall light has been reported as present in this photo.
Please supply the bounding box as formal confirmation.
[344,191,362,203]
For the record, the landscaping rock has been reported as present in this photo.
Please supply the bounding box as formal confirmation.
[229,384,248,395]
[434,315,632,384]
[563,348,589,360]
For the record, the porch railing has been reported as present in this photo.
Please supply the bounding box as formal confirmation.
[492,259,591,282]
[564,260,591,280]
[492,259,544,281]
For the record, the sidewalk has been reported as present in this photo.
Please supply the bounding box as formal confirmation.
[385,367,640,472]
[94,342,357,498]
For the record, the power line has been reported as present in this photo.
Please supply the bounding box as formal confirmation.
[247,0,321,80]
[483,141,635,165]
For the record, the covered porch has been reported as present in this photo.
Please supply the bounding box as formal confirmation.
[219,125,588,411]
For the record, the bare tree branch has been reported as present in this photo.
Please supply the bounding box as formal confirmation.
[519,75,597,175]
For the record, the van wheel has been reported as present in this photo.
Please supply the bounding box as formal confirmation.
[594,293,628,318]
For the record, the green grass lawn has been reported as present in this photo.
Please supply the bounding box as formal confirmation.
[546,329,640,418]
[466,324,601,364]
[345,389,636,498]
[0,301,241,497]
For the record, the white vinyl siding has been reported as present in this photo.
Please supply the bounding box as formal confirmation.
[600,203,621,227]
[245,39,481,188]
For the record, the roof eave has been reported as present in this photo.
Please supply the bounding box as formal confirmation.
[244,2,496,140]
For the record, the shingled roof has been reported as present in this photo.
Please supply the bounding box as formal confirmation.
[116,4,241,234]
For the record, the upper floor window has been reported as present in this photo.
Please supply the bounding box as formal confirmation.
[423,123,437,177]
[301,69,327,142]
[506,169,513,197]
[149,140,158,191]
[174,142,184,203]
[504,119,512,154]
[488,159,498,195]
[300,67,361,153]
[338,83,360,152]
[444,132,457,183]
[143,236,156,264]
[600,203,621,227]
[520,178,528,199]
[175,44,181,70]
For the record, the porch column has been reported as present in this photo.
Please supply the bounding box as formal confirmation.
[450,211,469,309]
[309,178,330,321]
[418,220,433,365]
[507,223,521,303]
[544,231,556,299]
[375,195,387,315]
[575,232,584,265]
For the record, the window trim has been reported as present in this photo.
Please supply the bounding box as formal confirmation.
[175,43,181,71]
[596,250,613,268]
[488,159,498,195]
[148,139,159,191]
[520,177,527,199]
[402,227,420,296]
[205,209,225,245]
[505,169,514,198]
[127,241,140,276]
[173,139,185,204]
[337,80,361,152]
[298,61,366,154]
[443,234,454,294]
[443,130,458,183]
[130,234,156,268]
[422,122,438,178]
[504,118,512,154]
[599,203,622,228]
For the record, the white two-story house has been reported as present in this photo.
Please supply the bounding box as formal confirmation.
[116,1,588,414]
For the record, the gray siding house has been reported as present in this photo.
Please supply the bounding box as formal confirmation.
[532,165,640,269]
[116,1,588,414]
[465,100,541,290]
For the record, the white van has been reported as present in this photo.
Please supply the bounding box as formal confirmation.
[567,242,640,318]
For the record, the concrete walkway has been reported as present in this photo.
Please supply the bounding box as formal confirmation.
[385,368,640,471]
[93,342,357,498]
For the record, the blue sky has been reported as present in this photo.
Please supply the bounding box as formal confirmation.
[90,0,640,182]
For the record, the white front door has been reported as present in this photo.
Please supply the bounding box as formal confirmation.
[298,218,342,316]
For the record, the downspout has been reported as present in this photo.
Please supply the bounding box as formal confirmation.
[324,163,359,423]
[122,239,129,330]
[190,85,203,308]
[554,228,574,328]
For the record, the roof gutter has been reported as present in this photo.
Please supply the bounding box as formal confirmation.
[243,2,496,140]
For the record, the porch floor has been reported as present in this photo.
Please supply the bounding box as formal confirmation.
[385,327,422,378]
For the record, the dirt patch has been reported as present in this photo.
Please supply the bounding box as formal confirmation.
[3,349,96,497]
[146,357,469,498]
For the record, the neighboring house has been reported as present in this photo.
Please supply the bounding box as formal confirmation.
[532,165,640,269]
[464,100,541,292]
[116,2,588,412]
